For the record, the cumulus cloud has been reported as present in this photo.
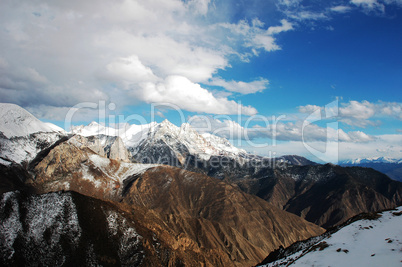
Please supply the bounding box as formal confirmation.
[2,0,290,120]
[140,76,257,115]
[106,55,159,84]
[104,55,257,115]
[186,0,211,15]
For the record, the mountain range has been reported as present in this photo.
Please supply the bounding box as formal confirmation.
[340,157,402,182]
[0,103,401,266]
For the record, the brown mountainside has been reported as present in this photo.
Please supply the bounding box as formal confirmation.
[227,163,402,228]
[26,138,324,266]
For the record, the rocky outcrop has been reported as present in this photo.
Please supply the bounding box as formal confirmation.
[69,134,131,162]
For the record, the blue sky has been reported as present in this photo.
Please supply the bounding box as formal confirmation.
[0,0,401,162]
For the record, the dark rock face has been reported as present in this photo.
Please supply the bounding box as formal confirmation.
[275,155,318,166]
[0,163,32,194]
[0,191,145,267]
[341,162,402,182]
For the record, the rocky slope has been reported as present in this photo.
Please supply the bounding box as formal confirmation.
[25,138,324,266]
[73,119,402,229]
[69,134,131,162]
[222,163,402,228]
[0,190,181,266]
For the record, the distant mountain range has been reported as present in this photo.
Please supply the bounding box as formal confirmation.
[340,157,402,182]
[1,103,401,266]
[341,157,402,164]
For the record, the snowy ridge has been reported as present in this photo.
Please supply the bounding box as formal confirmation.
[342,157,402,164]
[71,121,157,148]
[0,132,64,164]
[0,103,64,138]
[260,207,402,267]
[73,119,248,161]
[0,103,66,164]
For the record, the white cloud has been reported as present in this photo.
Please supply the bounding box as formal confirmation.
[186,0,211,15]
[106,55,158,84]
[219,19,293,53]
[103,55,257,115]
[384,0,402,6]
[330,5,353,13]
[350,0,385,13]
[267,19,294,35]
[248,134,401,163]
[279,0,302,8]
[298,104,322,114]
[2,0,293,120]
[288,11,328,21]
[140,76,257,115]
[208,78,269,94]
[299,100,402,127]
[339,100,376,120]
[188,115,374,143]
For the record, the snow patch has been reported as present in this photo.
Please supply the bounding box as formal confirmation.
[261,207,402,267]
[0,191,22,260]
[104,209,143,263]
[0,158,12,166]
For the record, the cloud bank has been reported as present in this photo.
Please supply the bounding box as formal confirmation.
[0,0,295,120]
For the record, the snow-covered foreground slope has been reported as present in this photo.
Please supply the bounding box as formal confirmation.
[260,207,402,267]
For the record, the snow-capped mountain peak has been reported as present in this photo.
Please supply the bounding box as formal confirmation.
[0,103,66,164]
[73,119,248,161]
[0,103,64,138]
